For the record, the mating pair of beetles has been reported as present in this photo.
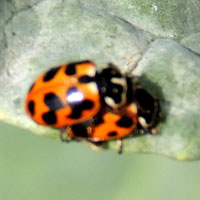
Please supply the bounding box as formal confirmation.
[25,60,160,153]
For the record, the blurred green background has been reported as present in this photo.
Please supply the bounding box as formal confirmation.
[1,122,200,200]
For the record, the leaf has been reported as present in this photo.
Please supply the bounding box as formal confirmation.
[0,0,200,160]
[107,39,200,161]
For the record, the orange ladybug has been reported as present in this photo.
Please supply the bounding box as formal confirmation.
[25,60,160,153]
[25,61,134,127]
[66,103,138,141]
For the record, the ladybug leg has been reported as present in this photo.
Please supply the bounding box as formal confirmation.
[117,139,123,154]
[60,127,73,142]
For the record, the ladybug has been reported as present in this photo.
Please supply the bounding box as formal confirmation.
[60,103,138,153]
[25,60,160,153]
[25,60,134,128]
[25,61,101,127]
[64,103,138,141]
[60,88,159,153]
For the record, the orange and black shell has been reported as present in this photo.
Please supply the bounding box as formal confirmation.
[67,103,138,141]
[25,61,101,128]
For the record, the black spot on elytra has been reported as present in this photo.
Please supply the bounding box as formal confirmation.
[78,75,95,83]
[65,64,76,75]
[68,110,81,119]
[71,122,90,138]
[43,67,60,82]
[116,116,133,128]
[66,87,94,119]
[68,100,94,119]
[93,114,104,126]
[28,101,35,115]
[44,93,63,111]
[42,111,57,125]
[65,60,92,76]
[108,131,117,137]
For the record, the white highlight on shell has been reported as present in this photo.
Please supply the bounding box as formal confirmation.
[67,90,84,104]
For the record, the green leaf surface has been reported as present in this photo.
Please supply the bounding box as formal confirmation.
[0,0,200,160]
